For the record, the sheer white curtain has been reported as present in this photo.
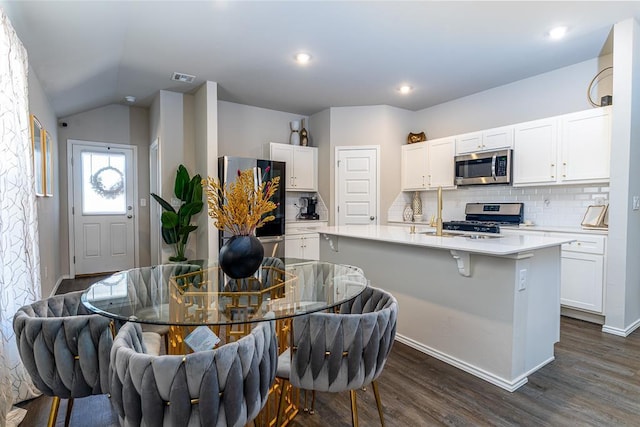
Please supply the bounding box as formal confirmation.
[0,8,42,426]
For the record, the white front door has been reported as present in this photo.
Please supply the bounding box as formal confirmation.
[71,142,136,275]
[336,146,379,226]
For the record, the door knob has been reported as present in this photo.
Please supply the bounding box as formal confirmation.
[369,216,375,221]
[127,214,133,219]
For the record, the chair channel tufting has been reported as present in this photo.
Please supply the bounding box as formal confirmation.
[276,286,398,427]
[13,290,115,427]
[110,318,278,427]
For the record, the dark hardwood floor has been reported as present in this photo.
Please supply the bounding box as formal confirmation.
[18,277,640,426]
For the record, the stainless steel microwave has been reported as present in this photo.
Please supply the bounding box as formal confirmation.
[454,149,512,186]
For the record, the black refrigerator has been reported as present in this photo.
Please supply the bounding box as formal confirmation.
[218,156,286,258]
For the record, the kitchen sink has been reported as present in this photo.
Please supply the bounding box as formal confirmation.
[420,231,461,237]
[420,231,502,239]
[464,234,503,239]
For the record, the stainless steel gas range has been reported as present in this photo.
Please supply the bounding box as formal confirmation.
[443,202,524,234]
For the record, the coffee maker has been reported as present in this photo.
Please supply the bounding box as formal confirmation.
[299,196,319,220]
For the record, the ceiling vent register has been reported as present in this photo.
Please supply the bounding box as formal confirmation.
[171,72,196,83]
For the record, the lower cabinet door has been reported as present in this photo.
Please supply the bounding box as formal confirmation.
[284,234,320,260]
[284,235,303,259]
[304,234,320,261]
[560,251,604,313]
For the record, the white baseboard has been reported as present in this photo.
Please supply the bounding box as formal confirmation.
[50,274,72,297]
[602,317,640,337]
[394,333,554,392]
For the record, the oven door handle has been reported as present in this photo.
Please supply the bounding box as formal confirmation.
[491,155,497,181]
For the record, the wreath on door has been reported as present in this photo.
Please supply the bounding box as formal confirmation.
[90,166,125,199]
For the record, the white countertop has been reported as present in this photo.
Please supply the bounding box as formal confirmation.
[317,225,573,256]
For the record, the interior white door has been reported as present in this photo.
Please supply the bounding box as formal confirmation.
[336,147,378,226]
[72,143,135,275]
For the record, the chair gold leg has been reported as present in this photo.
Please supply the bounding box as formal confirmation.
[276,379,288,427]
[310,390,316,415]
[64,397,74,426]
[349,389,359,427]
[47,396,61,427]
[372,380,385,426]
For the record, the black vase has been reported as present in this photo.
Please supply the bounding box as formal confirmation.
[219,235,264,279]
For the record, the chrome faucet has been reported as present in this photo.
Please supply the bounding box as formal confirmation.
[436,186,443,237]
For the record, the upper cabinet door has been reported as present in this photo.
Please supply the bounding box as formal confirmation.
[270,143,295,190]
[560,107,611,183]
[428,137,455,189]
[292,146,317,191]
[513,118,559,186]
[268,143,318,191]
[401,142,428,190]
[455,132,483,155]
[482,126,514,151]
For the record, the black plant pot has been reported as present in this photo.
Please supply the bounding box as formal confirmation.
[218,235,264,279]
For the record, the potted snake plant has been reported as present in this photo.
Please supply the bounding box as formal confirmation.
[151,164,203,262]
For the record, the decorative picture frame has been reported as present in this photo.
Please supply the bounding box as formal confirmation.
[30,115,45,197]
[44,129,54,196]
[581,204,607,228]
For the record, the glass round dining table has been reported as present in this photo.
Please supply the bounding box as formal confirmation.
[81,258,368,350]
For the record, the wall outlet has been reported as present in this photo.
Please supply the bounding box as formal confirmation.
[518,269,527,291]
[633,196,640,211]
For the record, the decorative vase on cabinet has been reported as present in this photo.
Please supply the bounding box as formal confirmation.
[412,191,423,221]
[300,119,309,146]
[290,121,300,145]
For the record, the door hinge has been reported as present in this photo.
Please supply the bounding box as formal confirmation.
[337,160,341,167]
[71,156,73,166]
[72,206,75,215]
[73,256,75,264]
[337,205,340,213]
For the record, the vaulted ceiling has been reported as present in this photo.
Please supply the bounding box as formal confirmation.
[4,1,640,118]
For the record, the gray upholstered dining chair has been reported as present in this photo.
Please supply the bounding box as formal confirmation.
[276,286,398,427]
[13,290,115,427]
[109,317,278,427]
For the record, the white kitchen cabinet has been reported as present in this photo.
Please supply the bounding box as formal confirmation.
[268,143,317,191]
[401,138,454,191]
[401,142,428,190]
[285,234,320,260]
[558,233,607,313]
[513,107,611,187]
[285,221,326,260]
[512,118,559,186]
[560,106,611,183]
[427,137,456,188]
[455,126,514,155]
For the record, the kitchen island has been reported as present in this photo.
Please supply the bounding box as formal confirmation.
[317,225,572,391]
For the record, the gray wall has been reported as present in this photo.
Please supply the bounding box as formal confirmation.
[217,101,308,159]
[58,104,151,274]
[414,55,613,138]
[28,66,59,296]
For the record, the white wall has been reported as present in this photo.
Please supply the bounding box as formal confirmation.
[217,101,308,159]
[604,18,640,334]
[28,66,59,296]
[58,104,151,273]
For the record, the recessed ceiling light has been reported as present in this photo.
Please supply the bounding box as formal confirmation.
[398,85,413,94]
[548,26,568,40]
[124,96,136,103]
[295,52,311,64]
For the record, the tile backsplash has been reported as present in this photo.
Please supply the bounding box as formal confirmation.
[285,192,328,221]
[388,184,609,227]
